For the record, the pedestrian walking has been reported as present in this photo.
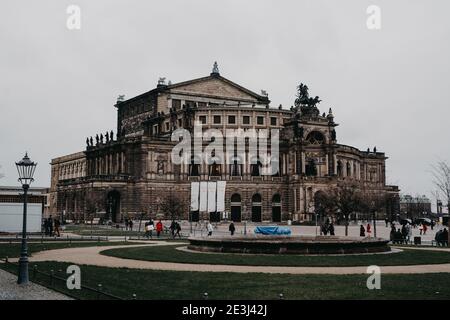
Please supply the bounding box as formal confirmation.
[175,222,182,238]
[419,224,423,235]
[207,221,213,236]
[328,223,335,236]
[156,220,163,237]
[423,223,428,235]
[229,222,235,236]
[54,218,61,237]
[128,219,134,231]
[360,224,366,237]
[48,215,54,237]
[170,220,176,238]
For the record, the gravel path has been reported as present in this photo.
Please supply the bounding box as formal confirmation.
[0,269,71,300]
[21,243,450,275]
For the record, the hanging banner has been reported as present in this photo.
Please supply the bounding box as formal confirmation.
[216,181,226,212]
[207,181,217,213]
[190,182,200,211]
[199,181,208,212]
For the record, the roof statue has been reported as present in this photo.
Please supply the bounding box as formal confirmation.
[158,77,166,85]
[211,61,220,75]
[117,95,125,102]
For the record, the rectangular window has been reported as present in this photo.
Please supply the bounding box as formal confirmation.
[270,117,277,126]
[178,119,183,127]
[242,116,250,125]
[228,115,236,124]
[257,116,264,125]
[198,102,207,107]
[172,99,181,110]
[165,122,170,131]
[199,115,207,124]
[213,115,221,124]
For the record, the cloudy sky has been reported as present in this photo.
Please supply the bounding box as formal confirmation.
[0,0,449,205]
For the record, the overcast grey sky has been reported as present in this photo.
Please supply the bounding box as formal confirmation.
[0,0,449,204]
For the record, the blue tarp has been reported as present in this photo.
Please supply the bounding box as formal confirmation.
[254,226,291,235]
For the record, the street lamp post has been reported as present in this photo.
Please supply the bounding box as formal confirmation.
[15,153,37,285]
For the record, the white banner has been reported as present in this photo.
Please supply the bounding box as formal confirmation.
[207,181,217,213]
[216,181,226,212]
[199,181,208,212]
[190,182,200,211]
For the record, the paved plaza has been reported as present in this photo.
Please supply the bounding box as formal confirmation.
[0,268,71,300]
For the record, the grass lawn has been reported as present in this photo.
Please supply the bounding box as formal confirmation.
[101,245,450,267]
[1,261,449,299]
[0,241,138,259]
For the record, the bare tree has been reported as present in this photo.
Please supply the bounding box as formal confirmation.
[431,161,450,246]
[315,183,363,236]
[431,161,450,215]
[160,192,186,221]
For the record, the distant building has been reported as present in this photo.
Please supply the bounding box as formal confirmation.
[0,186,48,233]
[49,64,399,223]
[399,194,432,219]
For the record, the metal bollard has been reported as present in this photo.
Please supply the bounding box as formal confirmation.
[50,270,54,287]
[5,256,8,263]
[279,293,284,300]
[97,284,102,300]
[132,293,137,300]
[203,292,209,300]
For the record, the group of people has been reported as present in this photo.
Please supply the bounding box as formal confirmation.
[434,228,449,246]
[390,224,412,244]
[124,218,134,231]
[320,221,335,235]
[43,215,61,237]
[143,219,165,238]
[359,223,372,237]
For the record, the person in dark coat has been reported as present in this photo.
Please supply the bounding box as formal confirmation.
[128,219,133,231]
[360,224,365,237]
[174,222,182,238]
[54,218,61,237]
[229,222,236,236]
[170,220,176,238]
[48,215,54,237]
[328,223,335,236]
[43,218,49,236]
[401,224,408,242]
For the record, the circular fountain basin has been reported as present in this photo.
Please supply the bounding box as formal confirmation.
[188,235,391,255]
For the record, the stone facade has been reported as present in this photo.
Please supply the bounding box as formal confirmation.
[49,66,399,223]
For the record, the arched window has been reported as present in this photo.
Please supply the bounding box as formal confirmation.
[231,193,241,203]
[252,193,262,203]
[346,162,351,177]
[272,194,281,204]
[306,131,325,144]
[337,160,343,177]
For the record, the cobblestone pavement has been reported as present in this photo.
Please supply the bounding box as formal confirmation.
[0,268,71,300]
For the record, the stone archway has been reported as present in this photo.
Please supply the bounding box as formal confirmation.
[251,193,262,222]
[272,194,282,222]
[230,193,242,222]
[106,190,121,223]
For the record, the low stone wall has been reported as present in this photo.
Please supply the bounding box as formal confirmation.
[188,235,391,255]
